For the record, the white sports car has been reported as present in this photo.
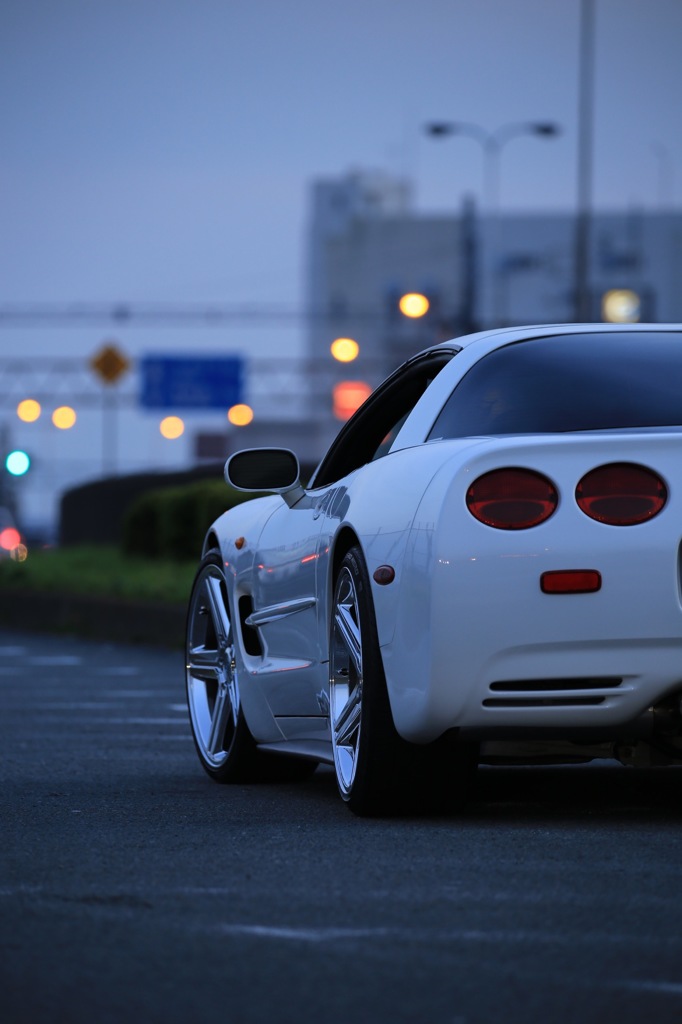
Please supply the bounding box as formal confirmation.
[186,323,682,815]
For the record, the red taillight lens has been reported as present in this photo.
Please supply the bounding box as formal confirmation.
[541,570,602,594]
[466,468,558,530]
[576,463,667,525]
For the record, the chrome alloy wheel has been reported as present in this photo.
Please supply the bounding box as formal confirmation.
[186,561,240,769]
[330,564,364,797]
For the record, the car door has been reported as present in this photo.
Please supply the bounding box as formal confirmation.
[247,348,457,723]
[247,490,331,718]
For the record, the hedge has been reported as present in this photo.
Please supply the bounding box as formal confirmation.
[122,479,257,561]
[59,463,227,546]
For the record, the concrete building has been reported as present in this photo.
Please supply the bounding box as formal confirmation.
[305,169,682,451]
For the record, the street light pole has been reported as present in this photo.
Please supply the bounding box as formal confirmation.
[574,0,595,322]
[426,120,560,211]
[425,120,560,326]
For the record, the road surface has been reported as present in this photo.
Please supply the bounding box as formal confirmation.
[2,629,682,1023]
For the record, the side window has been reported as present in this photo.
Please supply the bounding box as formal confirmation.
[312,353,454,487]
[370,410,410,462]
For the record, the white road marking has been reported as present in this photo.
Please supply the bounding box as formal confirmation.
[42,701,134,710]
[94,666,141,676]
[621,981,682,995]
[30,716,189,726]
[213,924,682,948]
[28,655,83,666]
[99,717,188,725]
[101,690,159,698]
[218,924,392,942]
[41,700,186,711]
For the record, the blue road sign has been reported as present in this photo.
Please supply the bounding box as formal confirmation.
[140,355,244,410]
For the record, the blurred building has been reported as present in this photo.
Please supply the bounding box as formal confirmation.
[5,169,682,540]
[306,168,682,451]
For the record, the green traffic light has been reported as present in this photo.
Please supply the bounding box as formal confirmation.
[5,450,31,476]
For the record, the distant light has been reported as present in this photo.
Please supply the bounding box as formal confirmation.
[227,403,254,427]
[5,450,30,476]
[52,406,77,430]
[332,381,372,421]
[17,399,41,423]
[330,337,360,362]
[602,289,640,323]
[0,527,22,550]
[160,416,185,439]
[399,293,430,318]
[10,543,28,562]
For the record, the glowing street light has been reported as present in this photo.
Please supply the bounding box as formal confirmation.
[159,416,185,439]
[398,293,430,318]
[330,337,360,362]
[0,527,22,551]
[10,543,28,562]
[52,406,77,430]
[602,289,640,323]
[17,399,41,423]
[227,404,254,427]
[332,381,372,421]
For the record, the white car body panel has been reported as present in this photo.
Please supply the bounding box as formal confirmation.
[385,430,682,740]
[204,324,682,759]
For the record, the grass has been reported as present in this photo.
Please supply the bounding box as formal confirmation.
[0,544,197,605]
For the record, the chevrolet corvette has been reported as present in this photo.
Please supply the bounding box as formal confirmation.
[186,323,682,815]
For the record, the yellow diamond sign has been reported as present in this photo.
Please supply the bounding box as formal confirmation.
[91,343,130,384]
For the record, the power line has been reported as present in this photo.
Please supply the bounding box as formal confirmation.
[0,303,388,327]
[0,354,389,407]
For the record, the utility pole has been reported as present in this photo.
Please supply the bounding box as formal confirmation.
[574,0,595,321]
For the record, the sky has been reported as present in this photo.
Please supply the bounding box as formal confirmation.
[1,0,680,323]
[1,0,681,531]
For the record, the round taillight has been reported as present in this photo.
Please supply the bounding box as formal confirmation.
[466,468,558,530]
[576,463,667,525]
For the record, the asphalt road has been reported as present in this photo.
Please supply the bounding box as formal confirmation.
[2,628,682,1024]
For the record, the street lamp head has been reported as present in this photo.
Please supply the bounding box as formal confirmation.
[425,122,454,137]
[532,122,561,137]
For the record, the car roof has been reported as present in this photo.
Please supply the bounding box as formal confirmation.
[428,322,682,355]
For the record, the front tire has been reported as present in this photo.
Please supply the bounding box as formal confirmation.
[186,551,260,782]
[329,546,477,816]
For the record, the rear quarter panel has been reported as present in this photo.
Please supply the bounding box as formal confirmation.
[382,431,682,741]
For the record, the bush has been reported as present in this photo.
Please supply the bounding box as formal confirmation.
[59,463,227,546]
[122,479,256,561]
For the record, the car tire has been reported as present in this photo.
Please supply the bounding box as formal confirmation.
[186,550,262,782]
[329,545,477,816]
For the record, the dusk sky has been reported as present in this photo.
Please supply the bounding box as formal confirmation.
[1,0,680,358]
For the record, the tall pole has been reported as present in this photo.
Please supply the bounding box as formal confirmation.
[652,141,675,209]
[574,0,595,321]
[102,389,117,477]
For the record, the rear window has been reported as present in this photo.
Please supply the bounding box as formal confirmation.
[428,332,682,439]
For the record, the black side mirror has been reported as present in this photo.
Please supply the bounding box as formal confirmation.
[225,448,304,507]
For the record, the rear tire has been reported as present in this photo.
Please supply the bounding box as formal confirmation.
[329,546,477,816]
